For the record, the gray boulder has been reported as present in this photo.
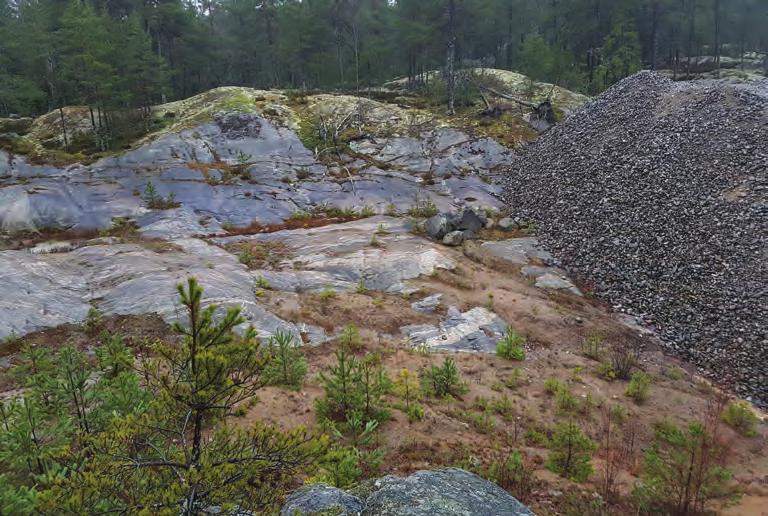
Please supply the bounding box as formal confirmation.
[442,230,465,247]
[281,484,363,516]
[363,468,532,515]
[454,208,485,234]
[425,213,452,240]
[280,469,532,516]
[497,217,518,231]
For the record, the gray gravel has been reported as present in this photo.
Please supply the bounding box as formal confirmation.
[501,71,768,404]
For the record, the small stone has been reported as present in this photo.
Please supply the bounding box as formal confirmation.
[442,230,465,246]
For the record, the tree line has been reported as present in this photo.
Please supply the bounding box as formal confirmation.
[1,0,766,118]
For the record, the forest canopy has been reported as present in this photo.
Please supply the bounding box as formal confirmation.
[0,0,766,117]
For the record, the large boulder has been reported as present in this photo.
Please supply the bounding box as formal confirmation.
[280,484,363,516]
[280,468,533,516]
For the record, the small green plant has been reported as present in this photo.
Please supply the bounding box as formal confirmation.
[582,334,605,361]
[521,222,537,235]
[384,203,399,216]
[314,446,362,488]
[369,233,383,247]
[83,306,102,334]
[490,395,515,421]
[611,341,639,380]
[555,385,579,414]
[359,205,376,218]
[263,330,307,389]
[524,427,549,447]
[503,369,526,390]
[544,377,566,395]
[100,217,138,237]
[295,167,311,180]
[355,277,368,294]
[634,420,737,514]
[496,327,526,361]
[466,409,496,434]
[625,371,652,404]
[595,361,616,381]
[486,292,495,310]
[421,357,468,398]
[546,421,597,482]
[319,286,337,300]
[721,401,760,437]
[487,451,535,504]
[254,275,272,290]
[290,209,312,220]
[394,369,420,413]
[339,324,363,351]
[238,246,255,266]
[406,197,439,218]
[142,181,179,209]
[375,224,388,235]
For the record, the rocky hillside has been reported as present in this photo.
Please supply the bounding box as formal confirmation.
[502,71,768,404]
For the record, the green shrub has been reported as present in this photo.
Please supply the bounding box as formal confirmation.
[503,369,526,390]
[314,447,362,488]
[254,275,272,290]
[555,386,579,415]
[595,362,617,381]
[406,197,438,218]
[625,371,652,404]
[487,451,535,503]
[319,286,336,300]
[721,401,760,437]
[581,334,605,361]
[543,377,566,395]
[421,357,468,398]
[82,306,102,334]
[634,420,737,514]
[263,330,307,389]
[546,421,596,482]
[524,428,549,447]
[496,327,526,361]
[466,409,496,434]
[142,181,179,209]
[339,323,363,351]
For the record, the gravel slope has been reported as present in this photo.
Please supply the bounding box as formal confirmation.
[502,71,767,403]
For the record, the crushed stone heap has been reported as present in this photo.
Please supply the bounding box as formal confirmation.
[502,71,767,403]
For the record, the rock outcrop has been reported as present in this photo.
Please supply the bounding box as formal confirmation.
[501,71,768,403]
[280,468,533,516]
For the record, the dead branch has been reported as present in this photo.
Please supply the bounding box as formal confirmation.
[476,83,539,109]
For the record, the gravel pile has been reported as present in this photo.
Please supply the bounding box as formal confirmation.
[501,71,767,404]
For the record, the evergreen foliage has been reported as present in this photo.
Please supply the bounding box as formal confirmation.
[0,0,764,120]
[546,421,597,482]
[634,420,737,514]
[262,329,307,389]
[0,277,324,514]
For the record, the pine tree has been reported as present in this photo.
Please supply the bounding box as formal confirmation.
[546,420,597,482]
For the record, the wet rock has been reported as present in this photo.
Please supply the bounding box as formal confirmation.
[280,484,363,516]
